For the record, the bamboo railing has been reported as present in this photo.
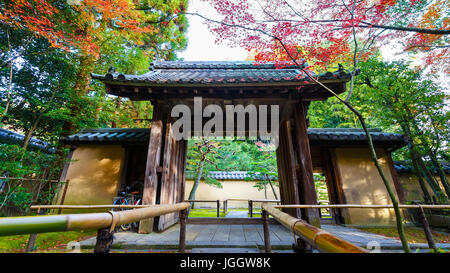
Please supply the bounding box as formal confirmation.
[186,200,221,217]
[273,204,450,209]
[0,202,190,253]
[184,199,281,217]
[223,199,280,216]
[261,203,369,253]
[31,205,152,210]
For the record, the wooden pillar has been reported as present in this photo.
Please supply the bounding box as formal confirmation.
[262,210,272,253]
[158,122,177,230]
[276,119,301,218]
[25,209,45,252]
[223,200,227,214]
[140,102,187,232]
[321,148,348,224]
[94,228,114,253]
[179,209,187,253]
[57,180,70,215]
[293,101,320,227]
[139,120,163,234]
[217,200,220,218]
[176,140,188,205]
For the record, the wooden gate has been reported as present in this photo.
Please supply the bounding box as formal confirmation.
[139,105,188,233]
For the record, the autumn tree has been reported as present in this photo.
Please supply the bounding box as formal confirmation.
[0,0,189,136]
[182,0,449,252]
[0,1,189,215]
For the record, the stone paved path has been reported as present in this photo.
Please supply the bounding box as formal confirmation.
[79,223,450,253]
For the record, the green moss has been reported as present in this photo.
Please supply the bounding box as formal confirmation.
[0,229,96,253]
[187,209,226,218]
[358,227,450,244]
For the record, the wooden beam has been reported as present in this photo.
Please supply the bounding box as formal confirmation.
[158,122,177,231]
[327,148,351,224]
[320,147,343,224]
[386,152,406,203]
[177,140,188,203]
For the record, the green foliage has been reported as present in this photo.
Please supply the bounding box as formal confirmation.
[314,173,328,201]
[309,97,359,129]
[0,144,67,216]
[1,186,31,211]
[308,55,449,203]
[0,27,76,143]
[0,1,190,216]
[243,141,278,196]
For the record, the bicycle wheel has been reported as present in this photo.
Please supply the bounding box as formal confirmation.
[118,199,132,231]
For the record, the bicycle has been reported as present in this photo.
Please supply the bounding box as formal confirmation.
[112,187,142,232]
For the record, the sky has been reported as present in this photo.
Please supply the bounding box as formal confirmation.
[178,0,448,92]
[178,0,248,61]
[179,1,407,62]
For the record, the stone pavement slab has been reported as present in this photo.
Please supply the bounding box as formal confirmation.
[79,223,450,253]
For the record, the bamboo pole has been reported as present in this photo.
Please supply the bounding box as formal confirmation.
[262,203,368,253]
[0,203,190,236]
[31,204,450,210]
[225,198,280,203]
[31,205,154,210]
[0,177,63,183]
[273,204,450,209]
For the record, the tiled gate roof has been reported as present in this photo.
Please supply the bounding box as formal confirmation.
[63,127,406,149]
[91,61,353,86]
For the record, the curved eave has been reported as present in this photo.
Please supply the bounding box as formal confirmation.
[91,71,353,88]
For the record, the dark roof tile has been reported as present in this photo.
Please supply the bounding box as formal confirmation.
[92,61,354,86]
[0,128,55,153]
[62,127,406,150]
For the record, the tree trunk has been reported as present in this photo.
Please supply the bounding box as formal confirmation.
[61,54,98,137]
[268,180,278,200]
[399,122,444,202]
[403,106,447,201]
[264,180,267,199]
[22,79,59,155]
[429,154,450,198]
[410,150,433,204]
[3,29,13,117]
[111,97,121,128]
[188,158,205,209]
